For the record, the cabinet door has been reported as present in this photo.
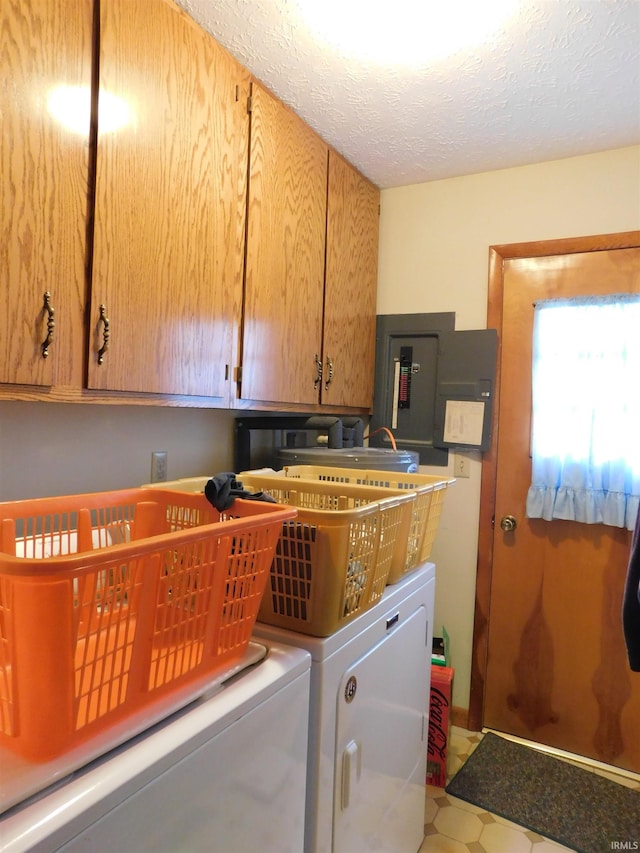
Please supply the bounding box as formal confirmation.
[322,153,379,409]
[241,82,327,406]
[88,0,249,398]
[1,0,91,388]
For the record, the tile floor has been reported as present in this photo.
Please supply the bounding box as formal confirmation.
[419,726,640,853]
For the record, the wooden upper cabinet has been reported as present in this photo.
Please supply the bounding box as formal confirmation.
[322,152,379,409]
[241,82,328,405]
[2,1,378,413]
[88,0,249,398]
[1,0,91,388]
[240,86,379,412]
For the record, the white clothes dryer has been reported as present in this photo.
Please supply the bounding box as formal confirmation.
[255,562,436,853]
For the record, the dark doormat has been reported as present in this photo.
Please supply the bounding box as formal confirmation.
[445,732,640,853]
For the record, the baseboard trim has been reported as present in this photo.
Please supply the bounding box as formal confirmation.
[451,706,469,729]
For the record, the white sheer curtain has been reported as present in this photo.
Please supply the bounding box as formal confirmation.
[525,294,640,531]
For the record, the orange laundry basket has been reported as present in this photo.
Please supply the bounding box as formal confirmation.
[0,488,295,762]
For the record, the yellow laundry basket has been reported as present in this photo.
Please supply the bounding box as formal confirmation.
[237,471,416,635]
[275,466,455,583]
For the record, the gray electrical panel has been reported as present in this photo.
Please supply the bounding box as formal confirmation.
[370,313,498,465]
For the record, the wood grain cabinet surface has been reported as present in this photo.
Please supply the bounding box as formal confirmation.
[240,81,328,406]
[88,0,249,399]
[1,0,92,389]
[239,83,379,412]
[322,151,379,410]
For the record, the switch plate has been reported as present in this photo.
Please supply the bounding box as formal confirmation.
[150,451,168,483]
[454,453,470,478]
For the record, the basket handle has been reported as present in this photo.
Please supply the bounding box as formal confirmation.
[132,501,165,539]
[1,518,16,556]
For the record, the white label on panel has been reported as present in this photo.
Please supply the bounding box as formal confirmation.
[443,400,484,446]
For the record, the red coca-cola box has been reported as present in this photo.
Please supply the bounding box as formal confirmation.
[426,665,454,787]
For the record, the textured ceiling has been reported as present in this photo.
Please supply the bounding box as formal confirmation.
[176,0,640,189]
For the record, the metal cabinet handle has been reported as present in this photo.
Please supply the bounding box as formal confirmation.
[324,356,334,390]
[41,292,55,358]
[97,304,110,365]
[314,354,323,389]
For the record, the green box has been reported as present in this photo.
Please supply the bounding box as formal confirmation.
[431,625,450,667]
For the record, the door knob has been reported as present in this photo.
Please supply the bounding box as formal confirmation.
[500,515,517,532]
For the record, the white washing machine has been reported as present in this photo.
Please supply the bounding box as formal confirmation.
[255,562,436,853]
[0,641,311,853]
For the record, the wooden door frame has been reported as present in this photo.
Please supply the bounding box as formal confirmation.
[468,229,640,732]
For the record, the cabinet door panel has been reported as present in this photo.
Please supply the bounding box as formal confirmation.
[323,154,379,409]
[241,83,327,405]
[1,0,91,387]
[88,0,248,398]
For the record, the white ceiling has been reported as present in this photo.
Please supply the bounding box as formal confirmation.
[176,0,640,189]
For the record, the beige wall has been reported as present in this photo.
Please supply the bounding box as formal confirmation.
[377,145,640,712]
[0,401,237,501]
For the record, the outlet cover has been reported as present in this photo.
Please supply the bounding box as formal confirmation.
[151,451,168,482]
[454,453,470,478]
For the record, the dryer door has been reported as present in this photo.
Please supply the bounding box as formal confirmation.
[333,604,429,853]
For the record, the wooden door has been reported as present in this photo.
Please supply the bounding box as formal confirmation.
[482,239,640,772]
[322,152,379,410]
[241,82,327,406]
[1,0,91,388]
[88,0,249,398]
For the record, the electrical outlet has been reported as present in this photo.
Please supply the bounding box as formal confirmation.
[150,451,168,483]
[454,453,470,478]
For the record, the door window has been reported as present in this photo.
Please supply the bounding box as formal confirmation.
[526,294,640,530]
